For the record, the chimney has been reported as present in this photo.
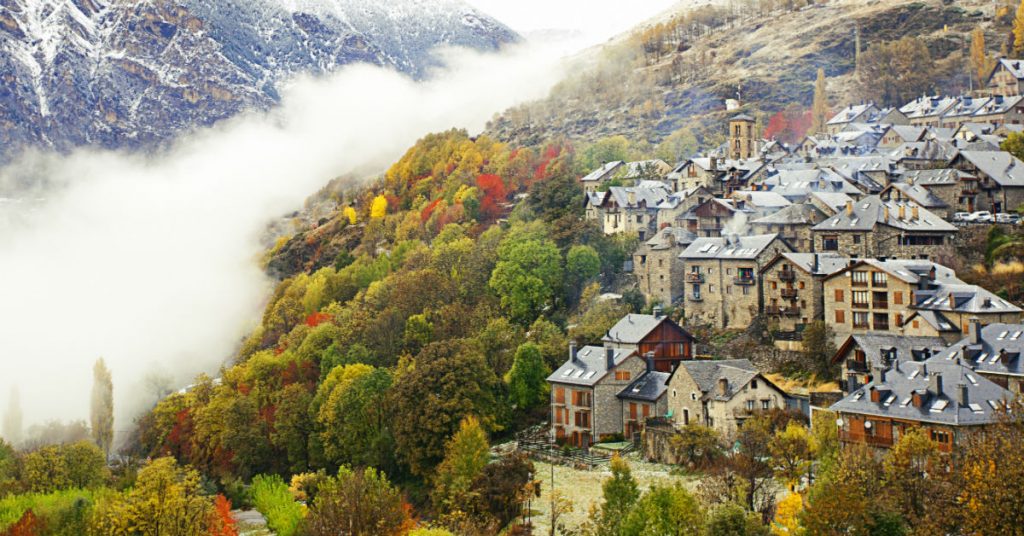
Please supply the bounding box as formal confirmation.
[646,351,655,373]
[930,372,943,397]
[846,374,860,393]
[957,383,968,406]
[717,378,729,397]
[969,318,981,344]
[653,306,664,319]
[846,200,854,216]
[606,347,616,370]
[1000,348,1010,365]
[911,206,919,221]
[883,205,890,222]
[898,205,906,220]
[812,254,820,274]
[928,266,937,281]
[628,190,637,206]
[570,342,579,365]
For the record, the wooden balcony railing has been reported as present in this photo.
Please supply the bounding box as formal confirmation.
[780,288,798,299]
[686,273,705,283]
[838,430,894,448]
[872,301,889,310]
[846,359,868,373]
[778,271,796,282]
[734,276,756,286]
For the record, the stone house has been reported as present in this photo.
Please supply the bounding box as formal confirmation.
[879,182,951,220]
[679,233,792,330]
[826,104,880,135]
[656,186,712,229]
[751,168,862,203]
[730,190,792,219]
[750,203,829,252]
[634,227,695,306]
[691,198,746,238]
[982,58,1024,97]
[760,252,850,339]
[928,321,1024,397]
[831,359,1012,453]
[900,96,959,127]
[580,161,624,193]
[811,196,956,259]
[617,357,670,440]
[666,359,788,439]
[673,157,766,195]
[808,191,856,216]
[602,311,697,373]
[547,344,645,447]
[969,94,1024,125]
[939,96,993,129]
[878,125,926,148]
[728,113,758,160]
[584,183,672,240]
[830,333,948,393]
[824,156,893,192]
[622,159,672,181]
[822,259,1022,345]
[900,168,978,213]
[951,151,1024,213]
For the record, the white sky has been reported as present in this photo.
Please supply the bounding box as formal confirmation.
[467,0,683,47]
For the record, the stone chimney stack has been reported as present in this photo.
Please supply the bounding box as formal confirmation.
[898,205,906,220]
[911,205,919,221]
[653,306,664,319]
[646,351,655,373]
[570,342,579,365]
[930,372,943,397]
[717,378,728,397]
[969,318,981,345]
[957,382,968,406]
[606,347,616,370]
[846,200,854,216]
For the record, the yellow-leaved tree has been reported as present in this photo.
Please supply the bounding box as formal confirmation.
[370,195,388,219]
[343,206,357,225]
[771,492,803,535]
[1015,1,1024,56]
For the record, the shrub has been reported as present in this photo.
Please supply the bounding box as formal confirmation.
[250,475,304,536]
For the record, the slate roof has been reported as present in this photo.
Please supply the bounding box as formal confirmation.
[886,125,927,143]
[732,113,755,122]
[581,161,624,183]
[957,151,1024,187]
[770,252,852,276]
[586,184,672,209]
[900,168,965,186]
[913,283,1022,315]
[676,359,761,402]
[990,58,1024,81]
[930,323,1024,380]
[973,94,1024,117]
[835,334,949,368]
[942,96,992,121]
[757,168,862,200]
[679,234,782,260]
[603,314,671,345]
[751,203,828,225]
[644,227,696,250]
[882,182,949,209]
[618,370,671,402]
[809,192,856,214]
[811,195,956,232]
[900,96,959,120]
[906,310,960,333]
[732,190,792,209]
[827,104,878,125]
[887,140,958,163]
[830,359,1012,426]
[826,258,963,285]
[548,345,635,387]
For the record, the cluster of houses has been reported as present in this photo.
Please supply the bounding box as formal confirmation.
[552,61,1024,455]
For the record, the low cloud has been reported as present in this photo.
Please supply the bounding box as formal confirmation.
[0,41,568,437]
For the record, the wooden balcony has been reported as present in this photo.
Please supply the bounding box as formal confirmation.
[733,276,756,286]
[846,359,868,373]
[838,430,894,448]
[780,288,798,299]
[778,270,796,282]
[872,301,889,310]
[689,294,703,302]
[852,301,870,309]
[686,273,705,283]
[873,322,890,331]
[766,305,800,316]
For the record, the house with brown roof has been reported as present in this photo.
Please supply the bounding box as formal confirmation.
[602,311,697,373]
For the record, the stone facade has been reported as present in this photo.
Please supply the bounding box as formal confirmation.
[762,260,822,334]
[824,266,919,345]
[619,395,668,439]
[813,219,950,260]
[549,352,647,447]
[634,233,687,306]
[666,368,787,439]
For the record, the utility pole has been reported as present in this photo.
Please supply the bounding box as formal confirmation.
[549,462,555,536]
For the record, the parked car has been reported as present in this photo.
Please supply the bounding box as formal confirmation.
[965,211,993,223]
[953,212,971,223]
[996,213,1021,224]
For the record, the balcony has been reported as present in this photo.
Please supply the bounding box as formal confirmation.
[778,270,796,282]
[686,273,705,283]
[851,281,869,288]
[838,430,894,448]
[871,280,887,289]
[872,301,889,310]
[782,306,800,317]
[852,301,870,309]
[780,288,798,299]
[766,305,800,316]
[733,276,756,286]
[846,359,868,373]
[873,322,890,331]
[689,294,703,302]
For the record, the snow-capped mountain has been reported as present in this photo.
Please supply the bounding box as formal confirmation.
[0,0,518,160]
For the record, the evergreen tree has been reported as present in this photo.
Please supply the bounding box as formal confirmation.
[810,68,829,134]
[506,343,549,411]
[90,358,114,458]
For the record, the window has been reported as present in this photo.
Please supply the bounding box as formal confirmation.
[574,411,591,428]
[691,393,698,401]
[772,281,777,290]
[853,311,870,328]
[835,289,844,302]
[572,391,592,406]
[761,399,771,410]
[554,387,565,404]
[746,400,755,411]
[912,320,920,329]
[823,235,839,251]
[672,389,677,398]
[873,312,890,330]
[852,271,869,286]
[615,371,632,381]
[835,310,845,323]
[742,286,750,295]
[872,272,888,286]
[852,291,869,307]
[798,281,805,289]
[709,285,715,293]
[930,429,950,444]
[751,379,758,389]
[853,235,861,245]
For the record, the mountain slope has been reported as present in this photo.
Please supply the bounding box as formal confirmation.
[0,0,518,160]
[487,0,993,150]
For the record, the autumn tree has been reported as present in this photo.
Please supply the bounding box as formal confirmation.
[370,194,388,219]
[1001,131,1024,162]
[91,358,114,458]
[1015,0,1024,56]
[598,455,640,535]
[489,235,563,325]
[303,467,413,536]
[506,343,549,412]
[20,441,107,493]
[390,340,499,477]
[769,422,816,488]
[957,403,1024,535]
[810,68,829,135]
[705,503,769,536]
[468,452,536,528]
[619,484,705,536]
[433,416,489,512]
[857,37,934,107]
[971,27,994,87]
[881,427,954,534]
[316,365,394,472]
[800,445,892,535]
